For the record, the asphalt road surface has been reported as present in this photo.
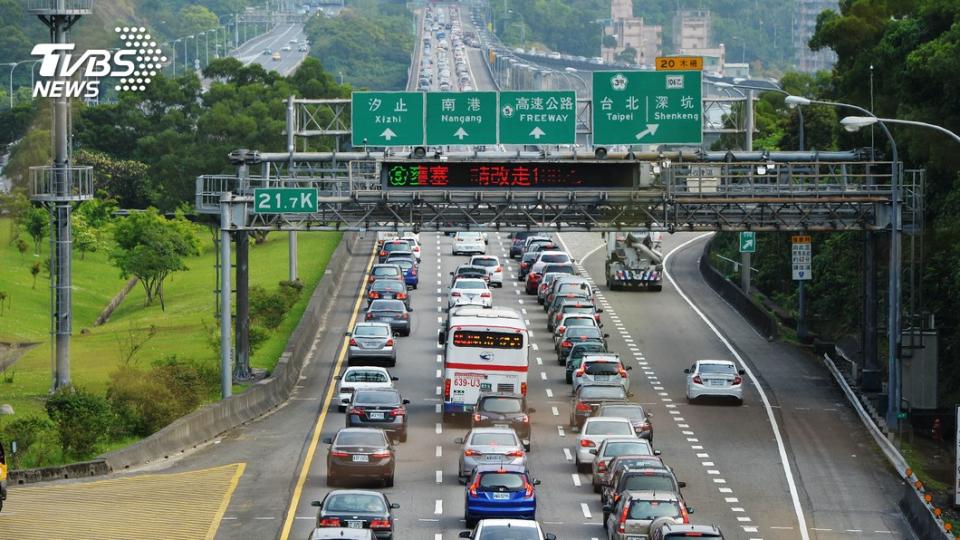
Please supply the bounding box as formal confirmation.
[231,23,308,77]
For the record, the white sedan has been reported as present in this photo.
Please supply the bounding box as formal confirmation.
[469,255,503,287]
[448,278,492,309]
[575,416,637,473]
[335,366,398,412]
[685,359,745,405]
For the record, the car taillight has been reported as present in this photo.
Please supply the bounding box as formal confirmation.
[520,382,527,395]
[618,367,629,378]
[693,375,702,384]
[468,473,481,496]
[370,519,392,529]
[597,460,607,472]
[371,450,392,458]
[594,313,601,322]
[562,340,572,349]
[385,338,394,346]
[733,375,742,385]
[349,338,358,346]
[396,292,406,299]
[575,401,592,412]
[368,291,379,299]
[348,407,364,416]
[617,501,630,533]
[368,276,375,283]
[556,325,565,333]
[464,449,479,457]
[520,414,529,423]
[330,450,349,458]
[380,250,386,257]
[451,291,461,297]
[524,478,534,497]
[481,292,491,298]
[319,517,341,527]
[389,407,405,417]
[473,413,483,422]
[506,449,524,457]
[365,313,373,320]
[444,378,451,400]
[579,439,596,447]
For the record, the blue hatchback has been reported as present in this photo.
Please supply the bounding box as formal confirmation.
[390,258,419,290]
[463,464,538,526]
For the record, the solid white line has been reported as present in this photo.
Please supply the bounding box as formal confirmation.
[580,503,592,519]
[663,233,810,540]
[571,473,581,487]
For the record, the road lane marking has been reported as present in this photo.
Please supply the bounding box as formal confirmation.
[436,422,443,434]
[540,372,547,380]
[563,448,573,461]
[696,453,710,458]
[732,507,745,512]
[536,357,543,365]
[580,503,592,519]
[702,461,715,466]
[436,403,441,413]
[436,470,443,484]
[719,487,733,493]
[663,233,811,540]
[545,388,553,398]
[571,474,581,487]
[558,426,565,437]
[436,385,441,395]
[552,406,559,416]
[725,497,739,503]
[436,369,442,378]
[279,243,377,540]
[436,446,442,457]
[435,500,443,515]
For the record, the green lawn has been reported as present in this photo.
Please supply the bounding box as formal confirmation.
[0,217,341,420]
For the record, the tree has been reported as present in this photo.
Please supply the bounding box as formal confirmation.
[16,238,27,256]
[30,261,40,289]
[24,206,48,255]
[74,150,152,209]
[110,208,200,310]
[0,290,7,315]
[71,212,98,260]
[176,5,219,37]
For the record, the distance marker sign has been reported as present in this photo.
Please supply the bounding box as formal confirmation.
[426,91,497,145]
[498,91,576,145]
[592,70,702,146]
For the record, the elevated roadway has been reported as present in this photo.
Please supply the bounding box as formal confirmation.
[231,22,308,77]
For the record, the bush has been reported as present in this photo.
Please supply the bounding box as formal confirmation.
[249,285,287,330]
[45,386,115,458]
[1,416,57,468]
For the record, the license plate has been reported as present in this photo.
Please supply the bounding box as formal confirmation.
[362,342,381,349]
[710,380,726,386]
[493,424,509,429]
[347,521,364,528]
[369,412,385,420]
[595,375,614,381]
[492,492,511,500]
[482,454,502,461]
[352,454,369,462]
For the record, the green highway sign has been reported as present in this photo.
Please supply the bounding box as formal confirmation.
[592,70,702,145]
[351,91,424,147]
[253,188,318,214]
[739,231,756,253]
[499,91,576,145]
[426,91,497,145]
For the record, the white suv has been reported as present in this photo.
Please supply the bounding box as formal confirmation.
[453,232,486,255]
[469,255,503,287]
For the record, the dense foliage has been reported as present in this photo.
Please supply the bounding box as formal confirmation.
[304,0,415,90]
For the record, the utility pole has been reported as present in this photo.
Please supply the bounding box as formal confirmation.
[740,88,754,295]
[286,96,299,282]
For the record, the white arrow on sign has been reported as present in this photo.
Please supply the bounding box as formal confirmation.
[380,128,397,141]
[635,124,660,140]
[453,127,469,140]
[529,127,546,140]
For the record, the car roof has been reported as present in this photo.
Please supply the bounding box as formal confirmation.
[622,489,682,502]
[354,322,391,328]
[537,250,568,257]
[476,518,540,528]
[657,524,723,535]
[326,489,386,498]
[471,463,528,474]
[697,359,735,365]
[583,416,633,425]
[309,527,374,539]
[372,264,401,270]
[452,278,487,286]
[337,427,387,436]
[456,265,487,272]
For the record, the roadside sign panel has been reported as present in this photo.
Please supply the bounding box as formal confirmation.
[426,91,497,145]
[253,188,318,214]
[592,70,702,146]
[351,91,424,147]
[739,231,756,253]
[498,91,576,145]
[656,56,704,71]
[791,235,812,281]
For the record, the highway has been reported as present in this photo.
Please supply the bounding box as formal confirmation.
[230,22,309,77]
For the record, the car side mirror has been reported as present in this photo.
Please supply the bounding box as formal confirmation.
[402,399,411,405]
[678,480,687,488]
[654,449,662,456]
[459,532,472,539]
[603,333,610,338]
[344,331,352,336]
[597,308,604,313]
[687,506,695,514]
[408,306,414,312]
[311,500,322,507]
[739,369,746,375]
[391,376,399,381]
[450,271,455,275]
[533,479,541,485]
[545,535,557,540]
[589,449,598,455]
[322,437,333,444]
[454,437,465,444]
[527,407,536,413]
[602,505,612,513]
[334,375,341,380]
[389,502,400,509]
[625,366,633,371]
[683,368,690,374]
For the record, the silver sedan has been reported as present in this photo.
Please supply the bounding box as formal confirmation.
[684,359,745,404]
[455,427,527,482]
[347,322,396,366]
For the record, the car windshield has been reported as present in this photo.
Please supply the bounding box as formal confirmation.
[580,386,626,400]
[370,300,405,312]
[478,472,525,490]
[470,433,518,446]
[601,406,645,420]
[540,254,569,263]
[604,441,652,457]
[354,325,390,337]
[558,282,590,294]
[521,254,539,263]
[584,420,633,435]
[476,525,541,540]
[456,281,487,290]
[354,390,400,404]
[480,398,523,414]
[472,258,498,267]
[585,362,620,375]
[623,474,676,493]
[700,363,736,374]
[628,500,681,520]
[325,493,386,513]
[344,370,389,383]
[336,431,387,446]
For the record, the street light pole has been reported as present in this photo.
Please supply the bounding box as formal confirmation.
[173,39,181,74]
[185,35,192,72]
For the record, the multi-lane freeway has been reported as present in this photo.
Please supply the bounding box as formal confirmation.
[231,22,309,77]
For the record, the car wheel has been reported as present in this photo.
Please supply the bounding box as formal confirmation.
[400,431,408,443]
[565,372,572,383]
[327,472,338,487]
[736,398,744,406]
[384,475,394,488]
[389,358,397,367]
[592,479,601,494]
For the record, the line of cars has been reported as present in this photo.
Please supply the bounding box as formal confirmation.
[309,233,425,539]
[417,5,474,92]
[508,231,727,540]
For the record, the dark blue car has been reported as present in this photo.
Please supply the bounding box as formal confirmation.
[463,464,538,527]
[390,258,419,289]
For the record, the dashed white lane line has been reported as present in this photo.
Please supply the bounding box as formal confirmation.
[725,497,739,503]
[545,388,553,398]
[536,357,543,366]
[436,470,443,484]
[571,474,581,487]
[435,385,441,395]
[435,422,442,434]
[580,503,592,519]
[557,426,565,437]
[435,534,443,540]
[436,369,442,378]
[540,372,547,380]
[731,507,745,512]
[563,448,573,461]
[436,354,442,363]
[436,445,442,458]
[552,406,559,416]
[435,403,441,413]
[434,499,443,515]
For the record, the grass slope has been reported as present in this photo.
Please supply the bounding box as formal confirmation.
[0,218,341,420]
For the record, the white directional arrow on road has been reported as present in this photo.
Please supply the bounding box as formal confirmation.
[529,127,546,140]
[380,128,397,141]
[634,124,660,140]
[453,127,469,140]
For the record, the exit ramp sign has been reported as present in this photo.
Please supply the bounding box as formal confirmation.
[592,70,702,146]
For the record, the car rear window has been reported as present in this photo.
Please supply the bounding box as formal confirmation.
[457,232,482,239]
[383,241,411,252]
[354,325,390,337]
[585,362,620,375]
[373,281,405,293]
[572,344,606,357]
[394,260,413,271]
[580,386,626,399]
[344,370,389,383]
[628,500,681,520]
[476,525,541,540]
[370,300,405,311]
[480,397,523,414]
[600,406,645,420]
[372,266,400,276]
[325,493,386,513]
[540,254,570,263]
[584,420,633,435]
[604,441,652,457]
[456,281,487,290]
[543,264,575,274]
[521,253,539,263]
[564,306,596,315]
[354,389,400,404]
[472,258,498,267]
[565,318,598,329]
[559,282,590,294]
[700,363,736,374]
[478,472,525,490]
[470,433,518,446]
[566,326,601,338]
[336,431,387,446]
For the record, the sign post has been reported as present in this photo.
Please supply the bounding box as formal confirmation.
[426,91,497,145]
[955,404,960,507]
[351,91,424,147]
[253,188,318,214]
[498,91,576,145]
[592,70,702,146]
[792,235,812,339]
[739,231,756,253]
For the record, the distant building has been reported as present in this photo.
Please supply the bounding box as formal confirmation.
[793,0,838,72]
[671,9,725,75]
[602,0,662,67]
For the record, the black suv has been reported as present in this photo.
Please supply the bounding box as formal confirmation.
[601,466,686,523]
[471,392,535,451]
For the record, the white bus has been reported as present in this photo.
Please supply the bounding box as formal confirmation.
[438,307,529,422]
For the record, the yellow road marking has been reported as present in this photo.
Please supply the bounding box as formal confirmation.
[205,462,245,540]
[278,241,378,540]
[0,463,245,539]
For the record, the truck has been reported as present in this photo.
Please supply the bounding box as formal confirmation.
[604,232,664,291]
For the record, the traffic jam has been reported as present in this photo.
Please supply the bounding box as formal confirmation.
[309,230,736,540]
